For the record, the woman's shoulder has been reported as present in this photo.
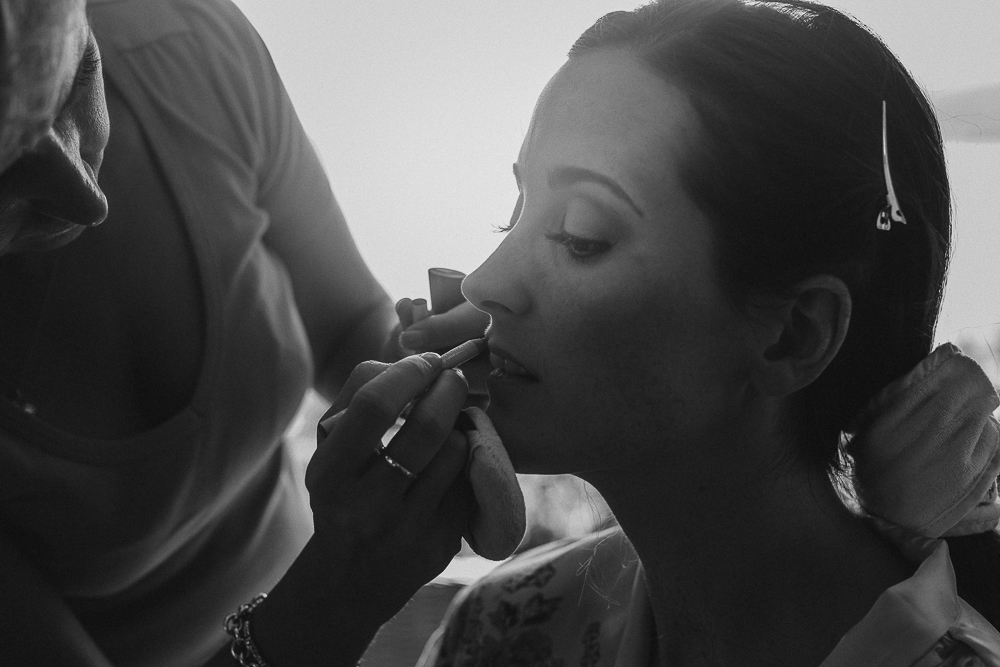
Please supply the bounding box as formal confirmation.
[419,528,651,667]
[464,527,637,603]
[823,529,1000,667]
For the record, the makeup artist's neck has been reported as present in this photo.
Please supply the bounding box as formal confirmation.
[584,429,913,667]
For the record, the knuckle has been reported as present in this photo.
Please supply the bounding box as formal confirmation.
[320,502,387,544]
[398,353,436,376]
[318,402,339,423]
[406,410,452,442]
[304,462,319,494]
[304,450,333,495]
[351,385,398,424]
[443,431,471,464]
[316,411,343,441]
[443,368,470,391]
[353,360,388,382]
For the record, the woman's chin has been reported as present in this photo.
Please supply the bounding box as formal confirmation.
[485,405,533,472]
[485,379,587,475]
[485,408,561,475]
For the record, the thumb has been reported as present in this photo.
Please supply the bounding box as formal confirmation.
[401,301,491,351]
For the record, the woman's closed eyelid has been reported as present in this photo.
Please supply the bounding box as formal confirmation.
[561,197,614,236]
[496,188,621,239]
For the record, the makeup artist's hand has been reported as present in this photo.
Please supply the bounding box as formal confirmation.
[395,299,492,403]
[252,354,475,665]
[309,353,474,609]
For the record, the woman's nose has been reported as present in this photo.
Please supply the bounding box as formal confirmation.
[4,128,108,228]
[463,231,531,318]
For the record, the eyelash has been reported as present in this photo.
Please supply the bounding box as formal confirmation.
[493,192,523,234]
[75,45,102,88]
[494,192,612,260]
[544,231,612,261]
[495,220,514,233]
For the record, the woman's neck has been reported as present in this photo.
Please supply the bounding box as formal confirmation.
[584,431,914,667]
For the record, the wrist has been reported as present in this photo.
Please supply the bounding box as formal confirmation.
[224,594,273,667]
[249,537,387,667]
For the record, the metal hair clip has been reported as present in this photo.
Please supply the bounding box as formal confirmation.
[877,100,907,231]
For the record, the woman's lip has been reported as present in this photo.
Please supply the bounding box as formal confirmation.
[486,343,537,379]
[8,216,84,252]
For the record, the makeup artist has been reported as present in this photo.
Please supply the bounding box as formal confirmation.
[0,0,487,664]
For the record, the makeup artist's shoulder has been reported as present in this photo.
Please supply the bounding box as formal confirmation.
[88,0,243,47]
[88,0,192,48]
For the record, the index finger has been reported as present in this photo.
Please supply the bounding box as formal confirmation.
[396,297,415,330]
[327,353,444,465]
[317,360,389,441]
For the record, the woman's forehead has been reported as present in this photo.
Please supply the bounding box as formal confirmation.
[518,50,698,209]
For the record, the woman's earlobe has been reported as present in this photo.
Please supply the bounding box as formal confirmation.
[755,276,851,396]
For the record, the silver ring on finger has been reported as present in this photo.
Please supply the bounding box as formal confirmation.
[375,442,417,481]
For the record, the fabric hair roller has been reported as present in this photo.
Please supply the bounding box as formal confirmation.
[850,343,1000,538]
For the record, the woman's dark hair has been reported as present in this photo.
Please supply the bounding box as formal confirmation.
[569,0,999,625]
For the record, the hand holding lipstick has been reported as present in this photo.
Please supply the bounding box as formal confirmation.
[253,352,475,664]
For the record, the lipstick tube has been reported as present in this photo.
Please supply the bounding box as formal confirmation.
[429,267,466,314]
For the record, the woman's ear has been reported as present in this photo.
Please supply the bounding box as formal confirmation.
[750,275,851,397]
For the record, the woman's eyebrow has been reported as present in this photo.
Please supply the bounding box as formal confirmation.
[547,165,645,217]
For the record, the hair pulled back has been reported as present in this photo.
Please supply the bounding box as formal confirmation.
[571,0,950,466]
[569,0,1000,624]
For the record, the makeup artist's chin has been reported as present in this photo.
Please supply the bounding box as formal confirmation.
[3,217,88,254]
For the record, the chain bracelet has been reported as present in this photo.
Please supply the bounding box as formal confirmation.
[224,593,272,667]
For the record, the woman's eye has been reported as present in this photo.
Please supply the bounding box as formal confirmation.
[75,44,102,89]
[57,42,101,125]
[545,231,612,261]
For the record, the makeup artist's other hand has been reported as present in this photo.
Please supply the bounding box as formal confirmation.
[395,299,489,351]
[395,300,491,402]
[305,354,475,616]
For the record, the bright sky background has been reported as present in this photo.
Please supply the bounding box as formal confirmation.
[231,0,999,345]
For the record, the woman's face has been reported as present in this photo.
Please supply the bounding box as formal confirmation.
[0,0,109,255]
[463,50,756,477]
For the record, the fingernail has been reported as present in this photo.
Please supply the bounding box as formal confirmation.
[399,330,426,349]
[317,415,336,441]
[420,351,441,366]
